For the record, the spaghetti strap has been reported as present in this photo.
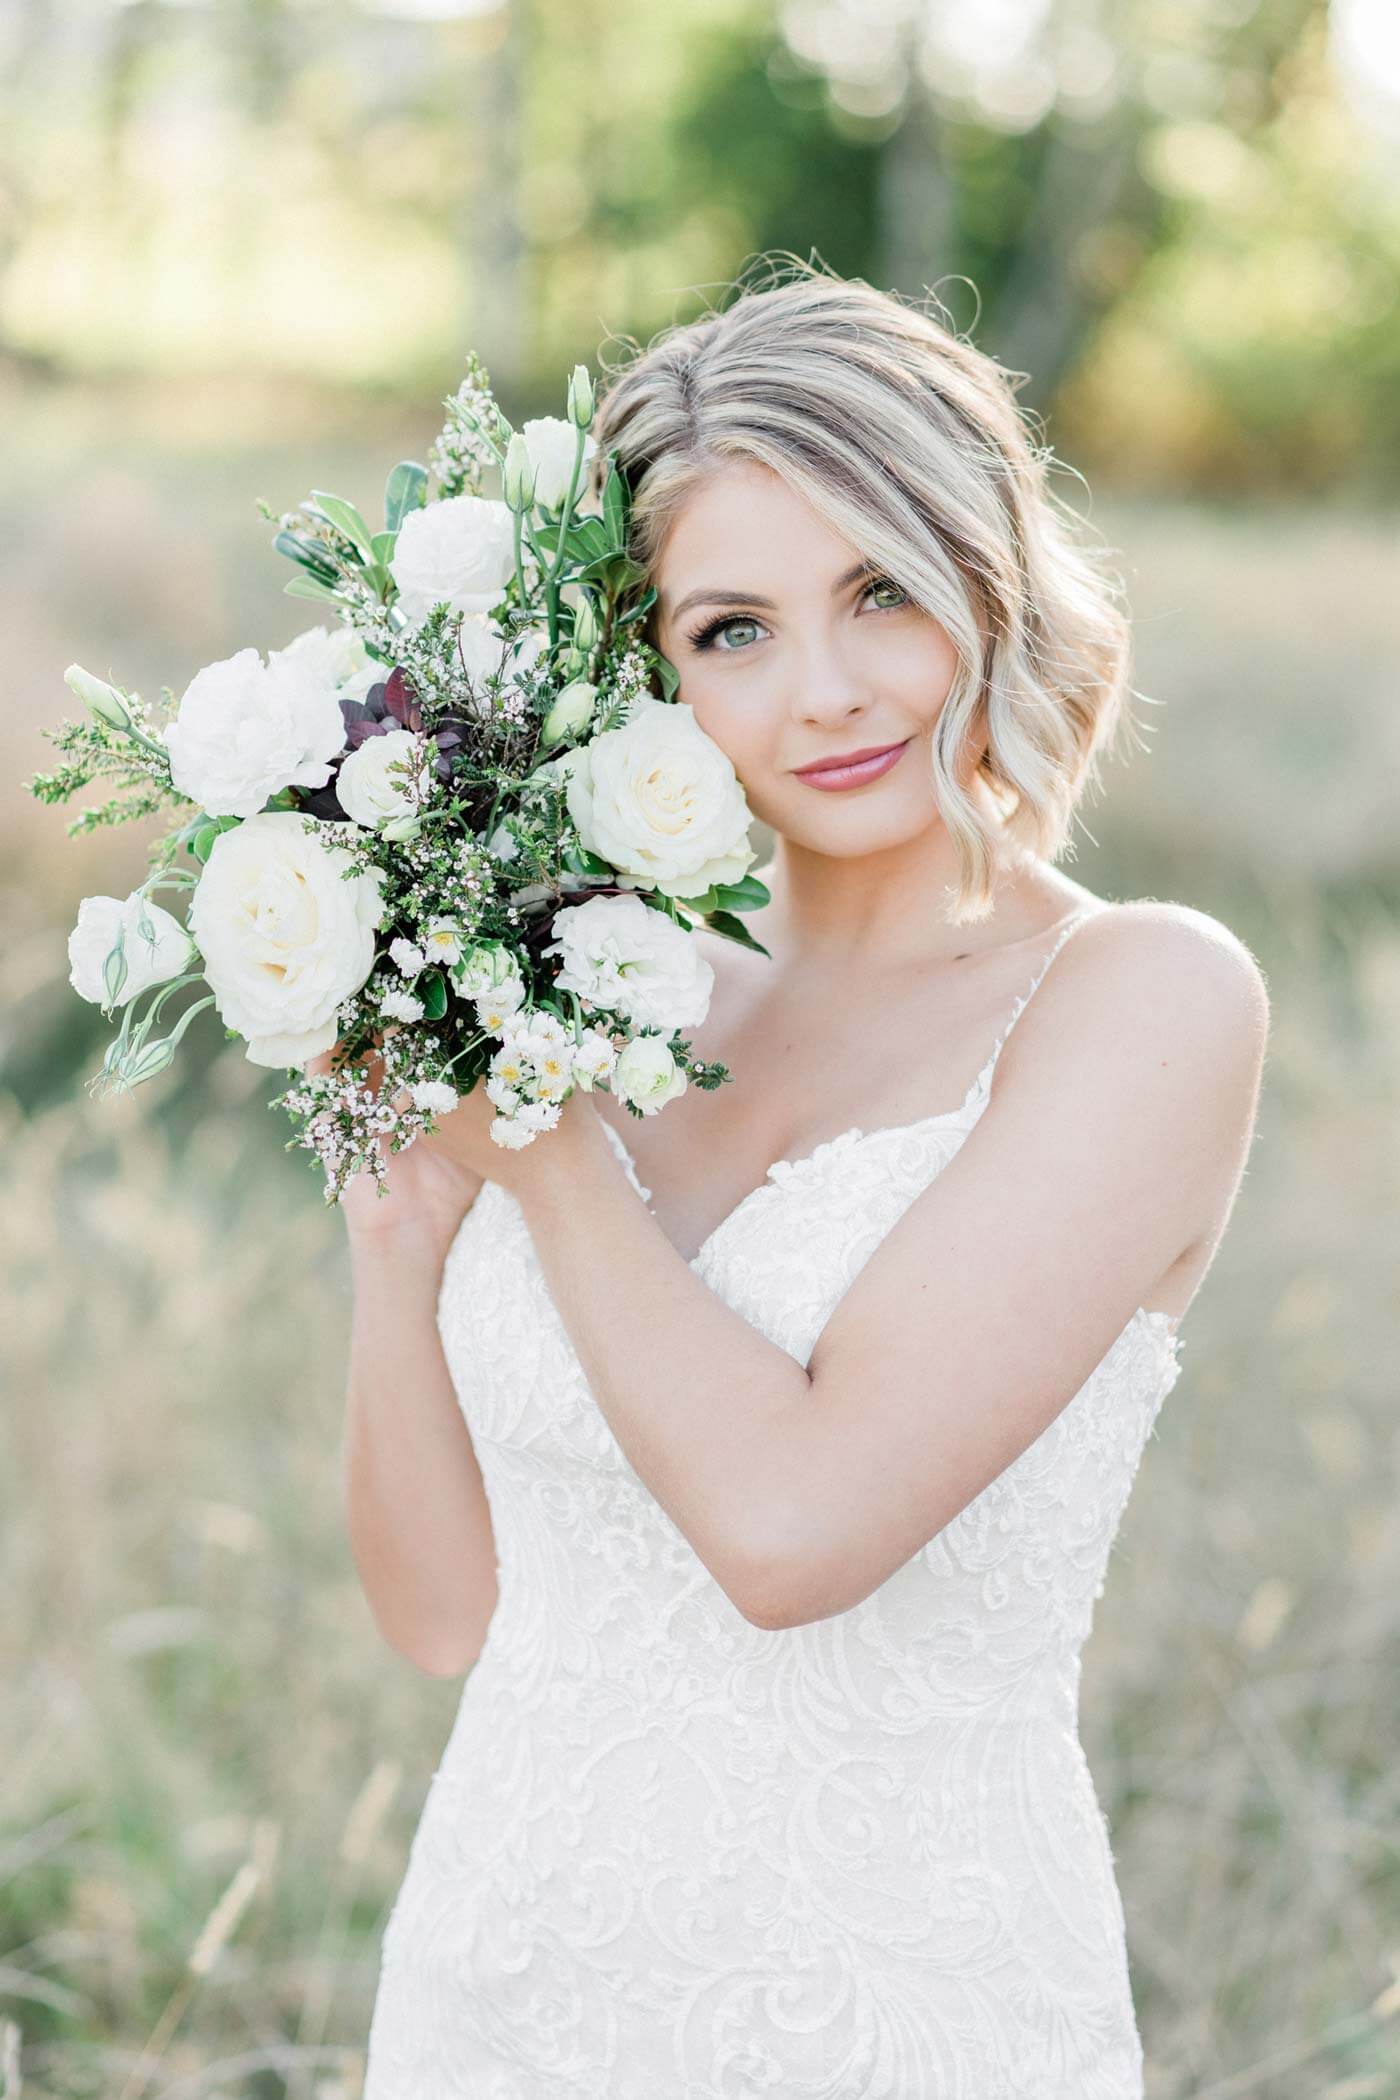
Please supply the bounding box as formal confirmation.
[971,908,1106,1108]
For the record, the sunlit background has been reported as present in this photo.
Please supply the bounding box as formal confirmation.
[4,2,1399,2095]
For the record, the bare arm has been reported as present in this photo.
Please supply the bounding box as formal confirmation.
[455,905,1267,1633]
[307,1042,499,1677]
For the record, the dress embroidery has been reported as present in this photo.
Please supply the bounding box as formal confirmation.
[363,910,1183,2100]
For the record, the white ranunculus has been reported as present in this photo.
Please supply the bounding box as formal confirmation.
[612,1036,687,1116]
[189,811,386,1068]
[389,495,516,626]
[269,624,381,703]
[68,892,197,1007]
[335,729,434,831]
[561,697,757,901]
[519,417,596,510]
[164,646,349,819]
[542,893,714,1032]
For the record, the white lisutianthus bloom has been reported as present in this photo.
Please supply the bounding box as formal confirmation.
[612,1034,688,1115]
[164,646,349,819]
[336,729,435,831]
[569,1028,618,1092]
[379,986,427,1024]
[409,1080,459,1116]
[189,812,385,1068]
[389,937,428,977]
[67,892,197,1007]
[560,697,757,901]
[269,624,382,703]
[421,917,465,967]
[388,494,517,626]
[518,417,596,510]
[543,891,714,1032]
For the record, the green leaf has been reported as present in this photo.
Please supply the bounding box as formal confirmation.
[308,491,376,563]
[615,586,656,628]
[273,531,338,581]
[420,970,449,1021]
[709,874,771,912]
[384,460,428,533]
[702,909,772,959]
[370,532,397,564]
[284,574,344,606]
[653,652,681,703]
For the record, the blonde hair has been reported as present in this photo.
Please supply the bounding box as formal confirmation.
[589,254,1140,924]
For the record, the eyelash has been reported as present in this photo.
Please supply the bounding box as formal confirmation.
[683,576,909,655]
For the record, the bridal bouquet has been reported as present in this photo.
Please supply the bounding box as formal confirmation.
[28,353,771,1200]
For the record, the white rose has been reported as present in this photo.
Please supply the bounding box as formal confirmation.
[612,1036,687,1115]
[519,417,596,510]
[335,729,434,831]
[458,942,518,999]
[269,624,381,702]
[562,697,757,901]
[189,811,385,1068]
[165,646,348,819]
[389,495,516,626]
[68,892,196,1008]
[542,892,713,1031]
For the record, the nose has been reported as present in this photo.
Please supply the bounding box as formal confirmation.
[791,634,874,729]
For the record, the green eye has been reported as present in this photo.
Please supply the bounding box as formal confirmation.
[869,578,907,609]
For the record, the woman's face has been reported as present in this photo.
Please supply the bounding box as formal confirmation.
[652,458,964,854]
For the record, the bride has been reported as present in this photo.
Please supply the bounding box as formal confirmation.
[332,266,1268,2098]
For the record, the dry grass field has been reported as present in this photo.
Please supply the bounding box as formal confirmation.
[3,401,1398,2098]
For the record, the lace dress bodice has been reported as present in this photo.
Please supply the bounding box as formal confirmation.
[363,911,1184,2100]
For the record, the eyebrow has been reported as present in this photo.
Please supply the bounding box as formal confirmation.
[667,562,875,623]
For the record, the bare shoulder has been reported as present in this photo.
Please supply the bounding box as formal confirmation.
[1004,896,1271,1148]
[1072,897,1271,1044]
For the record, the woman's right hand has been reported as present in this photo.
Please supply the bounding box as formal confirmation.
[304,1038,486,1260]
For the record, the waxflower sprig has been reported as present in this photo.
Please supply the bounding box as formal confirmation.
[28,351,772,1200]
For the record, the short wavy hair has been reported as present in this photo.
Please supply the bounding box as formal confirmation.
[588,254,1140,923]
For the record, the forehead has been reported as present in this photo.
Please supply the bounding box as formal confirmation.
[656,460,859,608]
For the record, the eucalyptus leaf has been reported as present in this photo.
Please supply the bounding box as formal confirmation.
[420,971,449,1021]
[384,460,428,533]
[308,491,376,563]
[273,531,338,581]
[284,574,344,607]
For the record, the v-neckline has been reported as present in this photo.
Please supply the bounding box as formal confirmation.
[600,1075,992,1275]
[598,905,1104,1273]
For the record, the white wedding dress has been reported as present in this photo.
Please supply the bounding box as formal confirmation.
[362,910,1184,2100]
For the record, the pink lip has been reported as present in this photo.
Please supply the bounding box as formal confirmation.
[793,739,911,791]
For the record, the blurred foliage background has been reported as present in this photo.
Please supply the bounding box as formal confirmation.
[4,1,1399,2096]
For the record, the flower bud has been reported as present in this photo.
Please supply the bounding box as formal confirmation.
[572,594,600,652]
[66,664,131,731]
[567,365,594,430]
[381,814,423,843]
[540,680,598,748]
[502,432,537,514]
